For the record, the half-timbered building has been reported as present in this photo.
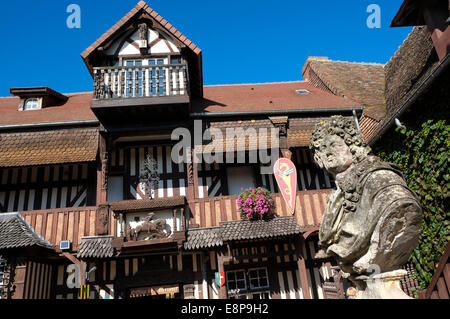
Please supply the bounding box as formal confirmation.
[0,1,372,300]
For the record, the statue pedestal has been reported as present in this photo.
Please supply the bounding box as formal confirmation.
[351,270,412,299]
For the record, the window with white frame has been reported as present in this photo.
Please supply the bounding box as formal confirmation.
[23,98,39,110]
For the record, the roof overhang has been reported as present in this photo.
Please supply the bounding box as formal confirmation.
[10,87,68,104]
[391,0,448,27]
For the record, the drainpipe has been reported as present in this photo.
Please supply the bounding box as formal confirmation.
[190,107,364,119]
[0,120,99,131]
[352,110,361,132]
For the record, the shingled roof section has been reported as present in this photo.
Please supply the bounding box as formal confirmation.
[0,92,95,127]
[109,197,186,212]
[302,57,386,120]
[0,213,53,250]
[220,216,302,242]
[0,127,99,168]
[184,227,223,250]
[192,81,361,114]
[77,236,115,259]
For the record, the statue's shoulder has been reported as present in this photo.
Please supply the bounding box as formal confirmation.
[356,156,404,185]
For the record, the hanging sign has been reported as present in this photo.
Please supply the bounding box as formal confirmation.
[274,158,297,215]
[215,272,226,288]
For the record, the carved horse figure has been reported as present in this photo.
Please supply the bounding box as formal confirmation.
[131,213,172,241]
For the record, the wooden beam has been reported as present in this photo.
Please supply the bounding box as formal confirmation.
[295,238,311,299]
[61,252,87,286]
[217,246,234,299]
[97,134,108,206]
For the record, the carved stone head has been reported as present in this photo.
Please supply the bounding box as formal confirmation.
[310,116,371,176]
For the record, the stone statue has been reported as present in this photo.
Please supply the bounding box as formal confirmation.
[310,116,422,298]
[131,213,172,241]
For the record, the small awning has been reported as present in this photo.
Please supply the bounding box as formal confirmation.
[0,127,99,168]
[77,236,115,259]
[0,213,53,251]
[109,197,186,213]
[184,216,303,250]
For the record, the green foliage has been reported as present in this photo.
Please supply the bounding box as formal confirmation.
[378,119,450,291]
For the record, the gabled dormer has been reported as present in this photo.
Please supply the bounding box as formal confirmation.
[82,1,203,123]
[10,87,68,111]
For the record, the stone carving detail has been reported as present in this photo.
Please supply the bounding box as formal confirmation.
[94,71,105,100]
[128,213,172,241]
[96,205,110,236]
[101,151,108,191]
[310,116,422,298]
[139,155,159,199]
[138,22,148,42]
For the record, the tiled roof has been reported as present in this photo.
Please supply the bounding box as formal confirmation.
[184,217,303,250]
[289,117,353,147]
[198,117,349,152]
[0,92,96,126]
[184,227,223,250]
[220,216,302,242]
[0,213,53,250]
[302,57,386,120]
[0,127,99,168]
[368,26,440,144]
[192,81,361,114]
[109,197,186,212]
[359,113,382,143]
[77,236,115,259]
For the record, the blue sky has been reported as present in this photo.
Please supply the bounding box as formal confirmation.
[0,0,412,96]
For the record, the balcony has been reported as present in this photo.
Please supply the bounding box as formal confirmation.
[187,189,331,230]
[91,64,191,123]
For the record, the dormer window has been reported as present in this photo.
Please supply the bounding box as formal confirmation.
[10,87,68,111]
[24,98,40,111]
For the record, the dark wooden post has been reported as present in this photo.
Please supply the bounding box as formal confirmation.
[295,238,312,299]
[217,245,234,299]
[217,251,227,299]
[186,146,196,200]
[97,134,108,206]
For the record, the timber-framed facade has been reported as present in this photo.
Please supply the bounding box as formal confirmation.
[3,0,442,300]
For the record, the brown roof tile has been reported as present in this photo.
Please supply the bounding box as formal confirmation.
[184,227,222,250]
[0,127,99,168]
[192,81,360,114]
[302,58,386,119]
[184,216,303,250]
[77,236,115,259]
[0,92,95,126]
[366,26,439,144]
[0,213,53,250]
[220,216,302,242]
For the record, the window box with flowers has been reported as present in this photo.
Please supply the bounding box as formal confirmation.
[236,187,275,221]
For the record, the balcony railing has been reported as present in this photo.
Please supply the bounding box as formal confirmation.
[188,189,331,229]
[93,64,189,100]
